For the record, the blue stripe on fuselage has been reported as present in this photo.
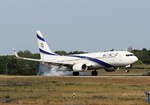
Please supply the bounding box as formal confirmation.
[39,48,56,55]
[37,34,45,41]
[39,48,113,67]
[72,55,113,68]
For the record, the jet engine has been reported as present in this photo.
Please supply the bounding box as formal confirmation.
[72,63,88,72]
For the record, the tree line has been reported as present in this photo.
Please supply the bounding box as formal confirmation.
[0,49,150,75]
[0,50,86,75]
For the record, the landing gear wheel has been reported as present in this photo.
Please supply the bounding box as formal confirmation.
[91,70,98,76]
[73,72,79,76]
[125,69,130,73]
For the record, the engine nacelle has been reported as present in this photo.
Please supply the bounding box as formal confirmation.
[104,67,116,72]
[72,63,88,72]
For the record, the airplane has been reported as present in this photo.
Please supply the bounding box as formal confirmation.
[14,30,138,76]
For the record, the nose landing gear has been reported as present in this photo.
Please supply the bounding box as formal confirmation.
[125,69,130,73]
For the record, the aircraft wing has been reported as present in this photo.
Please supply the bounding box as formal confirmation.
[13,49,73,67]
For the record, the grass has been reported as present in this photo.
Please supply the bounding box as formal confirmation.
[0,76,150,105]
[0,64,150,105]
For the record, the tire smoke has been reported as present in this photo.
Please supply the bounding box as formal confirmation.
[38,64,72,76]
[38,64,89,76]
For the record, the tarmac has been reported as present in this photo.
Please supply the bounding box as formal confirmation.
[67,75,150,77]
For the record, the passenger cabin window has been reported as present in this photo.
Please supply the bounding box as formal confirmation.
[126,54,134,56]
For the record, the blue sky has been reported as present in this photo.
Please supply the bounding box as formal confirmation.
[0,0,150,55]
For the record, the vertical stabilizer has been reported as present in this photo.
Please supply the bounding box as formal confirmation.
[36,30,56,60]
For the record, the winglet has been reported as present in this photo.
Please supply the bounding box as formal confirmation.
[13,49,20,58]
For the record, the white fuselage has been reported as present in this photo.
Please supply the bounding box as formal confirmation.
[42,50,138,70]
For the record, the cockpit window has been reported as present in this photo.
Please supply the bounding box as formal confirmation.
[126,54,134,56]
[103,53,118,58]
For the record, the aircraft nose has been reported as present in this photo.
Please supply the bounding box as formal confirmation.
[134,56,138,63]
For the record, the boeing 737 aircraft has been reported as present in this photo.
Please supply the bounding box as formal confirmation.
[14,31,138,76]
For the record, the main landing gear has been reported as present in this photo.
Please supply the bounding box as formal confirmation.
[91,70,98,76]
[73,71,98,76]
[73,72,79,76]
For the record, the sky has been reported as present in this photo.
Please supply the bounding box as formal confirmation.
[0,0,150,55]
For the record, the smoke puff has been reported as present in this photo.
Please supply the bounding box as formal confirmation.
[38,64,89,76]
[38,64,72,76]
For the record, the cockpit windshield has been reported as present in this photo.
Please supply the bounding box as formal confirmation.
[126,54,134,56]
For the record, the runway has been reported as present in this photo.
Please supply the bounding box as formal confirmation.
[66,75,150,78]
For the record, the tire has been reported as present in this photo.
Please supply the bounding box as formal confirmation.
[91,71,98,76]
[73,72,79,76]
[125,70,130,73]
